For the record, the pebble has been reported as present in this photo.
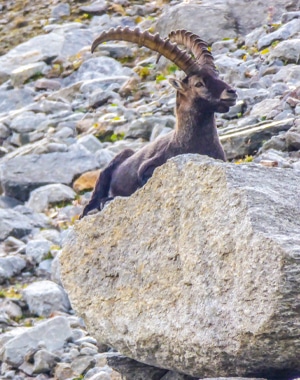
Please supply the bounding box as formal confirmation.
[0,1,300,380]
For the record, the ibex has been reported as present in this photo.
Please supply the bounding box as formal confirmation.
[80,27,237,218]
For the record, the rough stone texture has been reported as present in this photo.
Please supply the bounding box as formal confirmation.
[0,145,99,202]
[0,256,27,284]
[0,208,49,241]
[1,316,72,367]
[220,118,294,159]
[23,280,71,317]
[61,155,300,380]
[156,0,300,42]
[26,184,76,213]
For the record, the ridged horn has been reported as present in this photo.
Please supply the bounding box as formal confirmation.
[91,26,201,76]
[168,30,217,72]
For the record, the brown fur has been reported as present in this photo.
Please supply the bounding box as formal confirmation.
[80,67,236,218]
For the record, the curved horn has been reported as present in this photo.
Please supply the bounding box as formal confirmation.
[168,30,217,72]
[91,26,200,76]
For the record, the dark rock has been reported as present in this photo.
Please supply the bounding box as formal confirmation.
[0,196,22,209]
[107,354,168,380]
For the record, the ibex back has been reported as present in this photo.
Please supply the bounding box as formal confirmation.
[80,27,237,218]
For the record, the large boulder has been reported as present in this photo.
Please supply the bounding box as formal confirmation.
[60,155,300,379]
[0,145,99,202]
[156,0,300,43]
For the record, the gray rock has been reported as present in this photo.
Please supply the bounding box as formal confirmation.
[282,11,300,23]
[156,3,236,42]
[244,27,267,48]
[88,89,119,108]
[257,19,300,50]
[51,252,62,286]
[80,1,108,16]
[77,135,103,154]
[0,145,99,202]
[0,208,47,241]
[25,239,51,264]
[0,88,36,114]
[34,229,61,246]
[34,78,61,91]
[37,258,53,275]
[23,280,71,317]
[268,39,300,64]
[71,355,95,376]
[286,128,300,150]
[51,3,71,19]
[10,112,48,133]
[0,256,27,284]
[11,62,49,87]
[1,316,72,367]
[63,57,133,86]
[156,1,298,43]
[249,98,282,120]
[32,349,60,374]
[61,155,300,379]
[0,26,93,83]
[27,183,76,213]
[273,65,300,84]
[220,118,294,159]
[95,148,116,168]
[0,299,23,320]
[125,116,175,140]
[214,56,243,84]
[37,99,72,115]
[0,196,22,209]
[0,122,10,139]
[80,77,131,94]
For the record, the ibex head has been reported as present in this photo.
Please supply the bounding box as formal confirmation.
[92,27,237,113]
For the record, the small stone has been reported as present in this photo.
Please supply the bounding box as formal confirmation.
[80,1,108,16]
[27,184,76,213]
[22,280,70,317]
[10,111,48,134]
[0,122,10,139]
[77,135,103,154]
[0,195,21,209]
[54,363,74,380]
[0,256,27,284]
[0,299,23,320]
[35,78,61,91]
[11,62,48,87]
[71,355,95,376]
[25,240,51,264]
[2,316,72,367]
[259,160,279,167]
[269,39,300,64]
[51,3,71,19]
[33,349,60,374]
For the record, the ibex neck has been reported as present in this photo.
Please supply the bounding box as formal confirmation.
[172,108,225,160]
[174,110,216,144]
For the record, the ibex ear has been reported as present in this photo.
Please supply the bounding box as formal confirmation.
[169,78,187,93]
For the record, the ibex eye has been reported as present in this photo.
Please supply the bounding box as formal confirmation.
[195,82,204,88]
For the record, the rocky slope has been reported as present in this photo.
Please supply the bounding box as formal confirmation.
[0,0,300,379]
